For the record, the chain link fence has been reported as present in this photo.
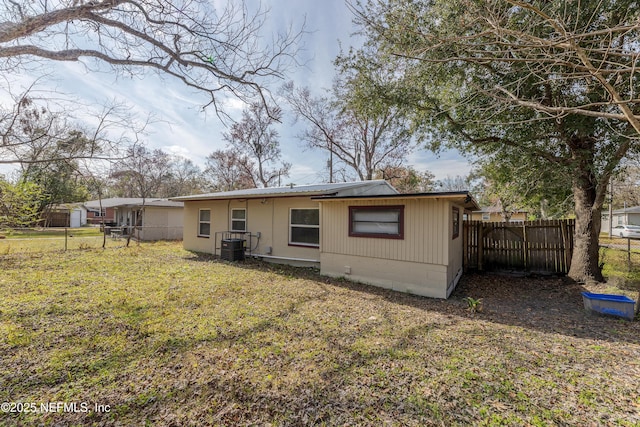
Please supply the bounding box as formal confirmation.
[600,236,640,270]
[0,227,183,254]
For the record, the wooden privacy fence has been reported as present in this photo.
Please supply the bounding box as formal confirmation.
[44,212,70,227]
[464,219,575,274]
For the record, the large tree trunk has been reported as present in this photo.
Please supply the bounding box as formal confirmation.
[568,174,604,283]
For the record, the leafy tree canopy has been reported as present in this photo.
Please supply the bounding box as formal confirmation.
[347,0,640,282]
[0,176,44,228]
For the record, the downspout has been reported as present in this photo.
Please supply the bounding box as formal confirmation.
[608,179,613,237]
[222,199,231,255]
[245,198,250,254]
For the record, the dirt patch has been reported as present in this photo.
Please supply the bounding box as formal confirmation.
[452,272,640,342]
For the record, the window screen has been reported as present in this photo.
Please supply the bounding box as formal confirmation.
[198,209,211,237]
[349,206,404,239]
[231,209,246,232]
[290,208,319,246]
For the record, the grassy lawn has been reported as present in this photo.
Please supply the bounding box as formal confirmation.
[0,229,128,254]
[0,241,639,426]
[0,228,103,239]
[600,246,640,297]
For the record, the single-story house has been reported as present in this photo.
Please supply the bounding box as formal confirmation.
[172,181,479,299]
[610,206,640,226]
[470,206,528,222]
[84,198,184,240]
[601,206,640,233]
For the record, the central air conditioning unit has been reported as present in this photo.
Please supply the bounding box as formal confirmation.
[221,238,245,261]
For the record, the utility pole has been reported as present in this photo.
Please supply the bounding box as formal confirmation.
[328,142,334,183]
[608,178,613,237]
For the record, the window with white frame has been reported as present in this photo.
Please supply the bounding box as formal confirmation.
[231,208,246,232]
[198,209,211,237]
[481,213,490,221]
[289,208,320,247]
[92,208,106,217]
[349,206,404,239]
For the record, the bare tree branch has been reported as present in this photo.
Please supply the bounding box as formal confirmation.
[0,0,304,115]
[0,83,145,166]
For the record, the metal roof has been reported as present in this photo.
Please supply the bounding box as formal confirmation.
[85,198,183,209]
[170,180,398,201]
[312,191,481,210]
[612,206,640,214]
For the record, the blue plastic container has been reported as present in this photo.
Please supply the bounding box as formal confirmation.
[581,292,636,321]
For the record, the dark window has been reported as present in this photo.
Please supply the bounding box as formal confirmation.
[290,208,320,247]
[231,209,246,232]
[198,209,211,237]
[349,206,404,239]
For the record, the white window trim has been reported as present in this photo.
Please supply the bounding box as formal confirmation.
[230,208,247,232]
[92,208,107,217]
[289,207,320,247]
[198,209,211,238]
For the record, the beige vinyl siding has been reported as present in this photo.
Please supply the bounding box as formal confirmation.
[447,203,464,297]
[321,198,448,265]
[321,252,449,298]
[320,197,465,299]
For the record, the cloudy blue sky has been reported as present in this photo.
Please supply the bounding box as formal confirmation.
[5,0,471,185]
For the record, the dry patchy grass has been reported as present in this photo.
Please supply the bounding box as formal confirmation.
[0,241,639,426]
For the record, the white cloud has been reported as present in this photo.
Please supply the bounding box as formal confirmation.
[407,149,473,181]
[161,144,191,159]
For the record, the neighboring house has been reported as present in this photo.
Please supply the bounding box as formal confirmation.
[84,198,184,240]
[172,181,479,299]
[86,204,116,226]
[601,206,640,233]
[44,203,88,227]
[470,206,528,222]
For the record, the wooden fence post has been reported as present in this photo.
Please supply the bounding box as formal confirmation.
[478,221,484,271]
[628,237,632,272]
[522,222,528,271]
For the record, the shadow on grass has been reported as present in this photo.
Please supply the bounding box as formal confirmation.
[452,272,639,342]
[186,250,640,345]
[5,248,639,425]
[58,272,639,426]
[36,292,461,426]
